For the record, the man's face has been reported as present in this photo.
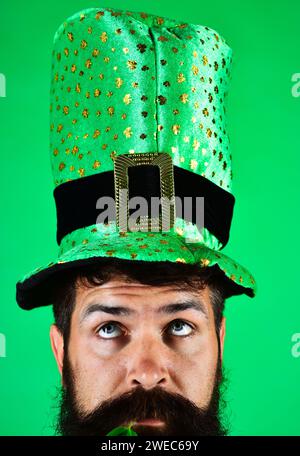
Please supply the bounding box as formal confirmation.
[50,277,226,435]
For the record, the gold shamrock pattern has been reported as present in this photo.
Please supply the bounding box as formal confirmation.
[50,6,233,193]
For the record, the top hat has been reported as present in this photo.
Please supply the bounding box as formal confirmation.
[16,6,257,309]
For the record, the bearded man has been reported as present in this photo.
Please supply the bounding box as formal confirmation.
[16,6,257,436]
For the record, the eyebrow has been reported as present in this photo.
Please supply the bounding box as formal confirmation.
[80,298,208,324]
[158,300,208,319]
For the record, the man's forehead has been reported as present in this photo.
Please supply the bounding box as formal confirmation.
[74,278,213,320]
[76,277,209,300]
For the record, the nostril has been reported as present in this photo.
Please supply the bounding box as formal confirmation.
[130,374,167,389]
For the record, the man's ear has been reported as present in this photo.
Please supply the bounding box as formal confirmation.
[50,324,64,379]
[219,316,226,363]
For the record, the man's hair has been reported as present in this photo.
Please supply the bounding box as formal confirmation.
[51,259,230,345]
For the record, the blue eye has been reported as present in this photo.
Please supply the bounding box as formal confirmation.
[168,320,193,336]
[98,323,123,339]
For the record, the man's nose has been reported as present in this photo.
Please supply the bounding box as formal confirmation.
[125,336,170,389]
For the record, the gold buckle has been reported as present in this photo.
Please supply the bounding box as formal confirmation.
[114,152,175,232]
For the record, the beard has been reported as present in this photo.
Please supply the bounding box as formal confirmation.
[56,348,227,436]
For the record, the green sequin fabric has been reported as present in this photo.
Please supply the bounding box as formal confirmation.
[50,7,232,191]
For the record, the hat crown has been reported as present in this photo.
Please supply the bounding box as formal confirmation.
[50,7,233,193]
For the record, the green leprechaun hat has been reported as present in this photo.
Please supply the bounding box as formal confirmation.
[16,6,257,309]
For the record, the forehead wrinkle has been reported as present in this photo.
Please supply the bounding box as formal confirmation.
[76,281,174,302]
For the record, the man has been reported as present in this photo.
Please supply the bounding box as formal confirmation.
[16,6,257,436]
[50,260,227,436]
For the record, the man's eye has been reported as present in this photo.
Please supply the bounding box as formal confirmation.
[97,323,123,339]
[167,320,193,337]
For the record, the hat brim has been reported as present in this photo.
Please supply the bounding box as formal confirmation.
[16,229,256,309]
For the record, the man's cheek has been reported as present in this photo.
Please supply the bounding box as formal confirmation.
[72,358,121,412]
[73,369,105,413]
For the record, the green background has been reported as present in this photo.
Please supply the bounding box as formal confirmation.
[1,0,300,436]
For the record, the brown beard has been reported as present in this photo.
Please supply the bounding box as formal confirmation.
[55,347,227,436]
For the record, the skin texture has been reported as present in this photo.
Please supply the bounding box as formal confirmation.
[50,278,226,417]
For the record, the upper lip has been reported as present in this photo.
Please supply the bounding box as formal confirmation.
[130,418,165,427]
